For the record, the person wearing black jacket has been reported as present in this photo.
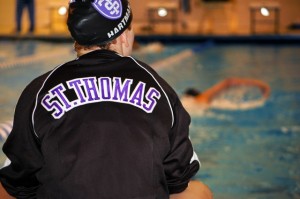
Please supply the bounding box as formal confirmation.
[0,0,212,198]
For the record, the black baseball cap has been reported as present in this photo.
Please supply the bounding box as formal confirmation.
[67,0,133,45]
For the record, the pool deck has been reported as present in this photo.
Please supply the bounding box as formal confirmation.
[1,33,300,44]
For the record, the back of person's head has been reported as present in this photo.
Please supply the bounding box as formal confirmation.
[67,0,133,46]
[184,88,201,97]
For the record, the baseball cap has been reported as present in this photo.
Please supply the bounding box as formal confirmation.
[67,0,133,46]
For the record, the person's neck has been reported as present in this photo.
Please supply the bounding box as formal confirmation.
[76,45,121,57]
[76,46,101,57]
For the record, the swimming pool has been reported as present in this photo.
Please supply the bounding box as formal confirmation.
[0,39,300,198]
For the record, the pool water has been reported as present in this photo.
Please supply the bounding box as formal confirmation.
[0,40,300,198]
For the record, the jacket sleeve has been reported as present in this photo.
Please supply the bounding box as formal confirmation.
[0,83,44,198]
[163,97,200,194]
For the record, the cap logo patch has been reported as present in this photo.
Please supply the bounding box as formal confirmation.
[92,0,122,20]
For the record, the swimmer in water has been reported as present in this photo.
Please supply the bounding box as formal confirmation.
[183,77,271,111]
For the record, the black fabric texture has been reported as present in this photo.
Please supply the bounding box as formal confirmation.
[0,50,200,198]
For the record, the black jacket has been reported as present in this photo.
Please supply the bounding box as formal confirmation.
[0,50,199,199]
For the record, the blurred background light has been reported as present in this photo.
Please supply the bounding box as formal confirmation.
[157,8,168,17]
[260,7,270,16]
[58,6,67,16]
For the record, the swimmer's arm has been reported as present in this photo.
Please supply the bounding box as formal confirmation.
[198,78,271,104]
[224,78,271,98]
